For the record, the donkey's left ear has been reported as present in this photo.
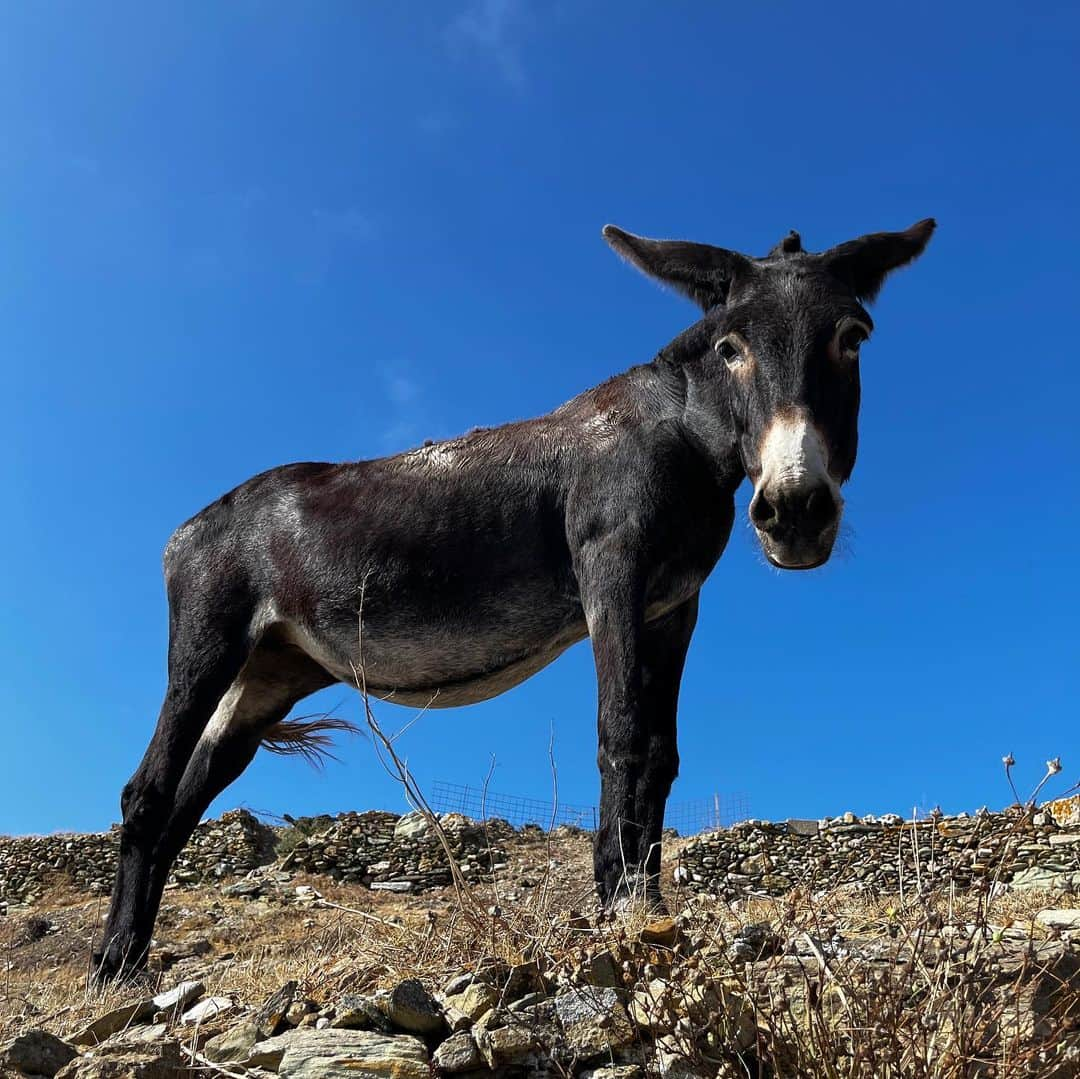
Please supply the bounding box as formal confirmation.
[822,218,936,302]
[602,225,751,310]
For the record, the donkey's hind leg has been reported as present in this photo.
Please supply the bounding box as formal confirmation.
[94,596,257,981]
[149,635,338,900]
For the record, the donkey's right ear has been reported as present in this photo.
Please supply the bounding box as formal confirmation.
[602,225,750,311]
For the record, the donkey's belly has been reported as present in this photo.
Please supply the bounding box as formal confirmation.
[283,606,590,709]
[367,629,588,708]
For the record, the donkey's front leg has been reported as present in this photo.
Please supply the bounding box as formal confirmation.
[633,594,699,907]
[576,537,652,906]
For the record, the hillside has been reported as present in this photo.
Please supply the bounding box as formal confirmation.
[2,803,1079,1078]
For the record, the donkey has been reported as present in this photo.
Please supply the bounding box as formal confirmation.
[95,218,934,980]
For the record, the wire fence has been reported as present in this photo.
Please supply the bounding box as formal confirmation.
[430,781,750,836]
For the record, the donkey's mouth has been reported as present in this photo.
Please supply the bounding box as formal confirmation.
[764,550,830,571]
[756,527,838,571]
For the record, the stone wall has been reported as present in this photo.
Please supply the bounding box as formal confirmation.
[274,810,513,892]
[0,811,280,903]
[0,809,514,904]
[3,803,1079,907]
[677,807,1080,898]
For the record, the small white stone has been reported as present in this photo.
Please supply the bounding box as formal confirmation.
[182,997,234,1024]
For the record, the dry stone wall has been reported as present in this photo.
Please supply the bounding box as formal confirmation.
[677,807,1080,898]
[0,809,513,905]
[3,803,1079,906]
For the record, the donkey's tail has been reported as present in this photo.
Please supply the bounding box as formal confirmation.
[261,714,362,767]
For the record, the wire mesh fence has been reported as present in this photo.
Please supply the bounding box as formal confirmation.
[430,781,749,836]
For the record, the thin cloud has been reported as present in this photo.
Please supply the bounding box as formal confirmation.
[447,0,529,87]
[378,364,425,450]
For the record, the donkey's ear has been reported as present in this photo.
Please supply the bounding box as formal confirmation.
[602,225,750,310]
[821,218,936,302]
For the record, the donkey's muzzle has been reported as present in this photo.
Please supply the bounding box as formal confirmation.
[750,482,840,569]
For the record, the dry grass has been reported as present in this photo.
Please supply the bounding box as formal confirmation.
[2,824,1078,1078]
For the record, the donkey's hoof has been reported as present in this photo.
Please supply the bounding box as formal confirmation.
[91,945,146,986]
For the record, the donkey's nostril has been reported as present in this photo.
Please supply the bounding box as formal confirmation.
[750,492,779,533]
[802,486,838,533]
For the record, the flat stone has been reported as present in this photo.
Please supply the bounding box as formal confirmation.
[370,881,413,893]
[274,1028,429,1079]
[432,1031,482,1072]
[202,1022,261,1063]
[1011,867,1080,891]
[180,996,233,1024]
[150,980,204,1014]
[1036,908,1080,931]
[0,1029,78,1077]
[71,1001,157,1046]
[384,979,444,1034]
[786,818,820,836]
[54,1039,189,1078]
[107,1024,169,1046]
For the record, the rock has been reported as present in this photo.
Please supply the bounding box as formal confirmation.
[114,1024,170,1046]
[442,974,476,997]
[150,980,204,1015]
[0,1029,78,1077]
[332,995,392,1032]
[180,996,233,1024]
[152,937,210,965]
[555,987,635,1058]
[432,1031,483,1072]
[1036,908,1080,931]
[385,979,445,1034]
[786,819,820,836]
[54,1040,189,1078]
[629,979,675,1034]
[221,878,264,897]
[286,1001,316,1026]
[639,918,679,948]
[583,1067,643,1079]
[202,1022,261,1063]
[370,881,413,893]
[444,982,497,1022]
[71,1001,156,1046]
[394,812,432,840]
[1011,868,1080,891]
[655,1034,708,1079]
[584,950,621,988]
[476,1018,541,1068]
[274,1028,429,1079]
[729,922,781,962]
[255,980,298,1037]
[494,960,543,1002]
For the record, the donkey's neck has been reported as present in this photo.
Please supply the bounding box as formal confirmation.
[642,325,745,494]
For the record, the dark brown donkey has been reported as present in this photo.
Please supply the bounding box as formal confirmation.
[96,219,934,980]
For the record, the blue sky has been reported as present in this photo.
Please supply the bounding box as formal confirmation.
[2,2,1078,835]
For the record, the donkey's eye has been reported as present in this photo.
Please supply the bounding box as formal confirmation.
[835,319,871,360]
[714,337,743,370]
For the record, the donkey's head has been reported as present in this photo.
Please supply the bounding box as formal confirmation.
[604,219,935,570]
